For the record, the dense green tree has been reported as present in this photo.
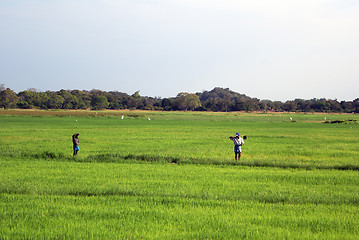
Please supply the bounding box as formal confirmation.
[138,97,156,110]
[106,91,129,110]
[0,86,356,113]
[354,98,359,113]
[327,99,341,112]
[175,92,201,111]
[46,92,64,109]
[18,90,36,107]
[91,95,109,110]
[283,101,298,112]
[58,90,79,109]
[132,90,141,100]
[70,90,90,109]
[0,88,19,108]
[127,91,141,109]
[161,98,173,111]
[17,101,31,109]
[258,100,272,111]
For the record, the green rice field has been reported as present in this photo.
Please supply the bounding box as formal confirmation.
[0,110,358,239]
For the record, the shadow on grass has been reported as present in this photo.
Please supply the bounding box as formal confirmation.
[4,151,358,171]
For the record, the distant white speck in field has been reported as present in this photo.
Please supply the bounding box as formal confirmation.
[290,117,293,120]
[148,117,151,121]
[121,115,124,119]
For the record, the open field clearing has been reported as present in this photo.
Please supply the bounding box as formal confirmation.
[0,110,358,169]
[0,110,358,239]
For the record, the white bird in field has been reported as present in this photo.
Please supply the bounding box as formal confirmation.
[121,115,124,119]
[290,117,293,121]
[148,117,151,121]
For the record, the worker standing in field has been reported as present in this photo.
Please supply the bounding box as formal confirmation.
[229,133,245,160]
[72,133,80,156]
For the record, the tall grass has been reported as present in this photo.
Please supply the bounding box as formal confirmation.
[1,159,358,239]
[2,160,358,205]
[0,111,358,169]
[0,110,358,239]
[3,193,357,239]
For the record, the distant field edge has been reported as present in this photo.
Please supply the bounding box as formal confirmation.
[1,108,358,117]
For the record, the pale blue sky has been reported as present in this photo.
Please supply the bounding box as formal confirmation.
[1,0,358,101]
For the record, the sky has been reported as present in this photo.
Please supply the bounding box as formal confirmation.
[1,0,358,101]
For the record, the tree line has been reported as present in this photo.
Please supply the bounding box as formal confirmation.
[0,85,358,113]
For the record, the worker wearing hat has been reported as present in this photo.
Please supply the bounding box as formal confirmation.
[229,133,245,160]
